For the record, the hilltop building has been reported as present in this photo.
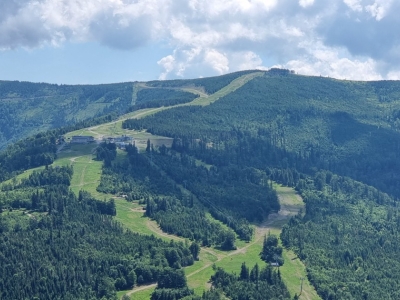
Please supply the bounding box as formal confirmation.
[70,136,95,144]
[102,135,134,149]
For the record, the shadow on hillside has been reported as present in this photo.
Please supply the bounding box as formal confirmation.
[330,111,377,146]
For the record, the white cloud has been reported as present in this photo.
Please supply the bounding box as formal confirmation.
[232,51,266,71]
[365,0,393,21]
[282,42,383,80]
[343,0,363,12]
[158,54,175,80]
[387,71,400,80]
[0,0,399,80]
[204,49,229,74]
[299,0,314,8]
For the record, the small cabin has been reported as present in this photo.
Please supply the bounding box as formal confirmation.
[270,262,280,267]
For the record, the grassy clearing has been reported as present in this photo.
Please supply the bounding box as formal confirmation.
[0,210,32,229]
[52,143,104,198]
[113,199,155,236]
[271,185,320,300]
[181,72,264,107]
[179,87,208,98]
[57,143,97,159]
[281,249,320,300]
[186,241,265,295]
[118,288,154,300]
[69,156,103,196]
[65,107,168,140]
[0,166,44,188]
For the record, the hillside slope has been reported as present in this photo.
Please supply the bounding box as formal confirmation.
[124,71,400,198]
[0,81,135,148]
[0,70,254,149]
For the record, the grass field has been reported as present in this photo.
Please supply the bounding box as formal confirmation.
[0,166,44,188]
[64,109,173,152]
[113,199,156,236]
[181,72,265,107]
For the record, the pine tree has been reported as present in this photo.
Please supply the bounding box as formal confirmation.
[240,262,249,281]
[146,139,151,152]
[250,263,260,282]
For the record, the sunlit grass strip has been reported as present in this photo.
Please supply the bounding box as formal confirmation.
[181,72,265,107]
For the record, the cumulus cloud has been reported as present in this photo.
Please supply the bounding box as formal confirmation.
[299,0,315,8]
[0,0,399,80]
[281,42,384,80]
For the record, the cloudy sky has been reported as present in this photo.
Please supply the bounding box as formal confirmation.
[0,0,399,84]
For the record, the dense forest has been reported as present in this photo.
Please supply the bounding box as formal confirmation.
[129,88,199,111]
[279,170,400,299]
[0,166,195,300]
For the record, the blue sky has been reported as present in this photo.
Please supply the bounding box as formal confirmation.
[0,42,171,84]
[1,0,399,84]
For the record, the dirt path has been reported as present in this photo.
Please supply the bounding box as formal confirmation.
[83,106,166,140]
[56,142,67,154]
[145,219,183,242]
[69,156,81,163]
[78,164,87,186]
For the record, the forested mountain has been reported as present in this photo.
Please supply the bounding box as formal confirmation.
[2,69,400,299]
[0,81,134,149]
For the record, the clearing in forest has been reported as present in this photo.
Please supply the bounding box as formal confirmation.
[179,71,264,106]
